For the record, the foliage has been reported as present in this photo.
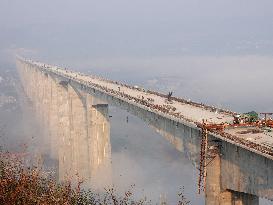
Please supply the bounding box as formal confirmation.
[0,153,190,205]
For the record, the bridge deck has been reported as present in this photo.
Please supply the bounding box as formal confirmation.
[225,127,273,151]
[49,66,235,124]
[23,59,273,159]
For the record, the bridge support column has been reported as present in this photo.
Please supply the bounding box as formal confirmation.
[47,77,60,159]
[36,69,44,125]
[40,73,51,143]
[55,82,72,181]
[68,85,90,182]
[45,75,52,139]
[17,61,33,101]
[33,69,40,114]
[28,65,36,102]
[86,95,111,188]
[205,141,259,205]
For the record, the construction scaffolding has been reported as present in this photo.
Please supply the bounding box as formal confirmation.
[197,123,208,194]
[196,112,273,194]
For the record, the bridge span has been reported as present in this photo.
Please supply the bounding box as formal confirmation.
[16,56,273,205]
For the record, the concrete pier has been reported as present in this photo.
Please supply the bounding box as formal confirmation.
[87,101,111,187]
[54,80,71,180]
[205,137,259,205]
[67,84,90,180]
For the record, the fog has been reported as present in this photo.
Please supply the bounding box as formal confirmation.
[0,0,273,204]
[1,0,273,61]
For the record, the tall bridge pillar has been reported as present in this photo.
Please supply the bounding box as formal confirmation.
[67,85,90,181]
[19,64,113,186]
[55,81,72,181]
[38,72,52,155]
[36,69,45,125]
[86,94,111,188]
[46,76,60,159]
[56,88,111,186]
[205,139,259,205]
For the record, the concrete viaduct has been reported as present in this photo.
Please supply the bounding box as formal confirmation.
[16,56,273,205]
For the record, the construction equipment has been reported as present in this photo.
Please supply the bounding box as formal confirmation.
[233,111,259,124]
[260,113,273,128]
[196,114,260,194]
[266,120,273,128]
[167,91,173,101]
[196,111,273,194]
[260,112,273,121]
[245,111,259,122]
[196,120,225,194]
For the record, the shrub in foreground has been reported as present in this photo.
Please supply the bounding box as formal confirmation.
[0,153,190,205]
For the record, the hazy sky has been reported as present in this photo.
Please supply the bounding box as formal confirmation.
[1,0,273,61]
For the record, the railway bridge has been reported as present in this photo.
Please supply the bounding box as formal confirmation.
[16,56,273,205]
